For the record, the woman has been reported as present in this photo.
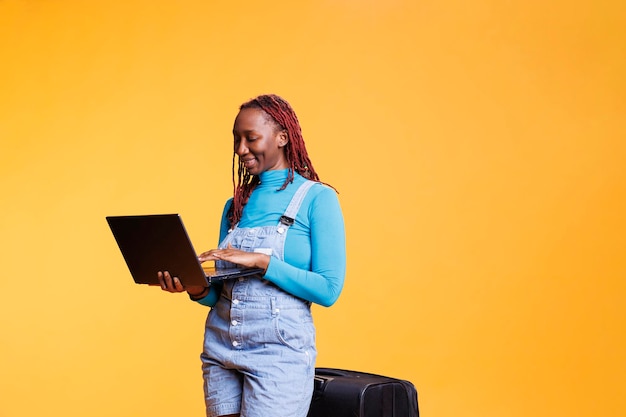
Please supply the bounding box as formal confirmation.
[158,94,346,417]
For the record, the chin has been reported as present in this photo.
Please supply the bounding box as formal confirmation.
[244,167,261,176]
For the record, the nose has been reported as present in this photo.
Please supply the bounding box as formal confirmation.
[234,138,247,156]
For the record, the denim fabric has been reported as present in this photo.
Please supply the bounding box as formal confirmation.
[201,181,317,417]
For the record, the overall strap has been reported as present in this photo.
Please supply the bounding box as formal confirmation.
[278,180,317,232]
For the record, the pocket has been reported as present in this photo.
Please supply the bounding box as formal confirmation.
[242,232,273,252]
[273,308,315,352]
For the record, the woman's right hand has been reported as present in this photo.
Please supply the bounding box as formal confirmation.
[157,271,205,296]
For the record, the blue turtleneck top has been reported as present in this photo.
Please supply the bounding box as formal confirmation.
[196,169,346,307]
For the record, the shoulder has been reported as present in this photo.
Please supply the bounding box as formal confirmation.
[220,197,234,217]
[305,182,341,211]
[302,176,337,194]
[309,181,336,197]
[291,173,336,196]
[223,196,234,207]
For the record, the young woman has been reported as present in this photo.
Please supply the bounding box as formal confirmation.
[158,94,346,417]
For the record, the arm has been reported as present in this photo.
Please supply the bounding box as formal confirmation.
[264,188,346,307]
[190,199,233,307]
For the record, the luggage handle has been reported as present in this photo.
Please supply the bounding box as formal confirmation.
[312,368,368,398]
[312,374,334,395]
[315,368,351,377]
[312,368,351,395]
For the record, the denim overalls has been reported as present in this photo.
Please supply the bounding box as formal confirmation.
[201,180,317,417]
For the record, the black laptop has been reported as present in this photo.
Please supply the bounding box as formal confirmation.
[106,214,263,287]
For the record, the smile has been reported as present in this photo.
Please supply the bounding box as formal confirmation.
[242,158,257,168]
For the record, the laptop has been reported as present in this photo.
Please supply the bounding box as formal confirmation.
[106,214,263,287]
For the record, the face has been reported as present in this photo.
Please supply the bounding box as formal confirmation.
[233,107,288,175]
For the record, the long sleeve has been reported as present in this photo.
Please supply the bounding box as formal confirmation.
[191,201,232,307]
[263,187,346,306]
[192,171,346,307]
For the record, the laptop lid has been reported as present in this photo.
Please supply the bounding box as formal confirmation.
[106,214,262,287]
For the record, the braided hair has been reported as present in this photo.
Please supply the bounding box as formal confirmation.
[229,94,321,227]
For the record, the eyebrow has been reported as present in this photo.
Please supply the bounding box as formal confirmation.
[232,128,259,135]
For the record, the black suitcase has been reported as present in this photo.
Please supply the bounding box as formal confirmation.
[307,368,419,417]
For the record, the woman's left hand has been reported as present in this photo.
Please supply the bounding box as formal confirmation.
[198,245,270,271]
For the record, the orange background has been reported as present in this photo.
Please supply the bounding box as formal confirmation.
[1,1,625,416]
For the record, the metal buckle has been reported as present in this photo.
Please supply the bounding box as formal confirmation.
[279,215,294,226]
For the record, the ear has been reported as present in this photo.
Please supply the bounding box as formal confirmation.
[277,130,289,148]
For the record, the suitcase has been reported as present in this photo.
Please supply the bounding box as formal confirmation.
[307,368,419,417]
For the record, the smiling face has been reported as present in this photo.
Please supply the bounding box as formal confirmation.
[233,107,289,176]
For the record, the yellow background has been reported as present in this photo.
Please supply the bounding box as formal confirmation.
[1,0,625,416]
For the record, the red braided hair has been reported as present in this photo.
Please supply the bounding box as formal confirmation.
[229,94,328,227]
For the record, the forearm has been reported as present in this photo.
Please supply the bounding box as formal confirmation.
[264,259,344,306]
[264,189,346,306]
[190,282,223,307]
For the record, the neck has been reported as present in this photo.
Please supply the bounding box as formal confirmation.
[258,168,291,187]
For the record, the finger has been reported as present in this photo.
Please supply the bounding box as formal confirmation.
[163,271,175,290]
[172,276,184,291]
[157,271,166,290]
[199,251,220,262]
